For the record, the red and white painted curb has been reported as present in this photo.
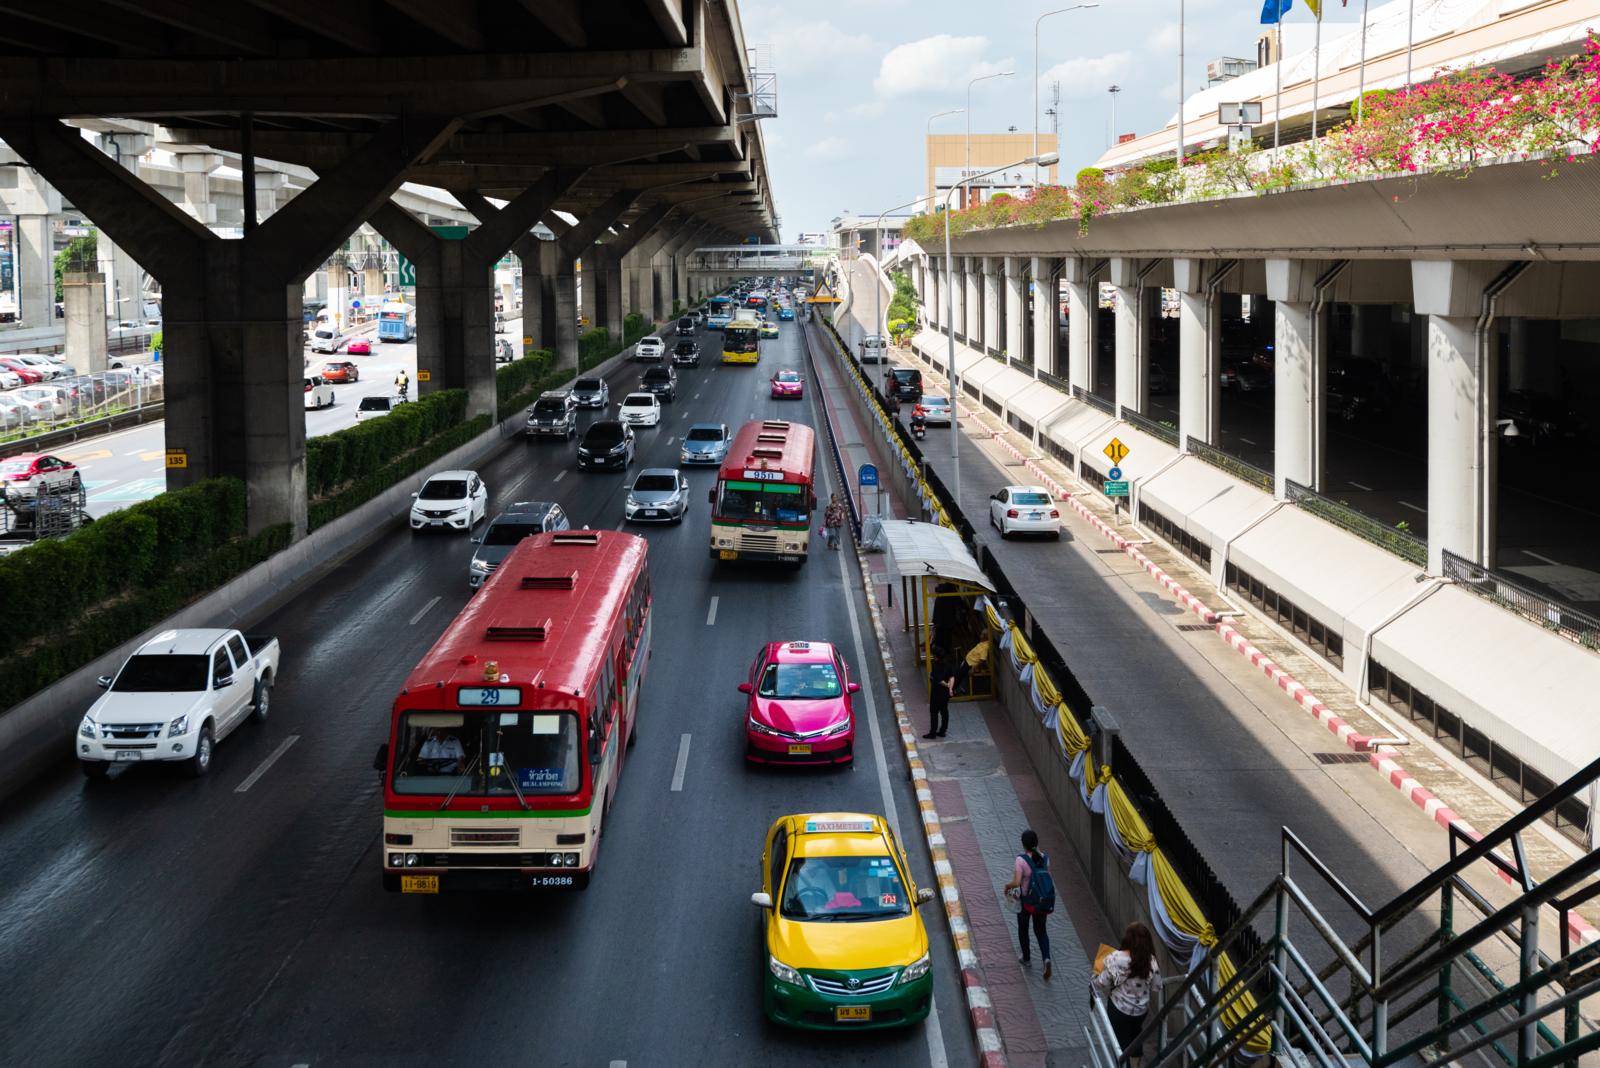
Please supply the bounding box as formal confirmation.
[931,374,1600,950]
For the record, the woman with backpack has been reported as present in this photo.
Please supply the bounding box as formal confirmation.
[1003,829,1055,979]
[1092,921,1159,1067]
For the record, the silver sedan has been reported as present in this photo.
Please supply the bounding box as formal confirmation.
[624,468,691,523]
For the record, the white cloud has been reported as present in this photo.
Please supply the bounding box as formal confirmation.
[1040,51,1135,98]
[850,100,887,117]
[806,136,851,160]
[874,35,1013,97]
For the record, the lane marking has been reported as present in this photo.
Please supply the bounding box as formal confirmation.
[234,735,300,793]
[1237,436,1256,445]
[553,470,566,483]
[122,448,144,457]
[705,596,719,626]
[1348,480,1373,491]
[409,595,441,625]
[1524,550,1562,566]
[1399,500,1426,514]
[670,734,692,792]
[667,436,675,445]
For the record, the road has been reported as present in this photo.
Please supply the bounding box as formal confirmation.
[0,315,972,1067]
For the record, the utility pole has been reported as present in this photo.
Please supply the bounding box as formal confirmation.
[1048,81,1062,164]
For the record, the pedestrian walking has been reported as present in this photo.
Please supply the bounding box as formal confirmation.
[924,652,955,739]
[822,493,846,551]
[1092,921,1159,1067]
[1004,829,1056,979]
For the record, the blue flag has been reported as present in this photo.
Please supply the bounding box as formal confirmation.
[1261,0,1291,23]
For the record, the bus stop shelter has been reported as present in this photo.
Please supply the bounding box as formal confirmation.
[878,519,997,702]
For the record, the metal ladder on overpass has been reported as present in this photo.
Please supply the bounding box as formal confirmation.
[1086,756,1600,1068]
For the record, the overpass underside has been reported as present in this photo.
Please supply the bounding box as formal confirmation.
[0,0,778,537]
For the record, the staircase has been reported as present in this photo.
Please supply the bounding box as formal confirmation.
[1086,756,1600,1067]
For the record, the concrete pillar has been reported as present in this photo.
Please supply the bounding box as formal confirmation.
[1031,257,1060,377]
[15,214,52,326]
[1111,258,1150,416]
[1506,317,1531,392]
[982,257,1002,356]
[1174,257,1222,449]
[1004,257,1025,364]
[624,213,679,322]
[63,271,108,373]
[555,190,642,368]
[178,152,220,227]
[592,246,624,342]
[254,171,288,218]
[95,130,151,322]
[963,257,981,345]
[1065,259,1099,394]
[1266,259,1328,496]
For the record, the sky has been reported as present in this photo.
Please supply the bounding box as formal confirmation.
[738,0,1358,239]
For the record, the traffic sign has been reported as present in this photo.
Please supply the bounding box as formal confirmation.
[1108,466,1123,481]
[165,449,187,469]
[858,463,879,488]
[397,256,417,287]
[1103,437,1130,466]
[351,299,362,309]
[1103,480,1130,497]
[416,369,432,382]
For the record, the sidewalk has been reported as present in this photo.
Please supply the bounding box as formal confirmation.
[808,320,1114,1067]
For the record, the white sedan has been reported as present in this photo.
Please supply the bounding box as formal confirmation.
[618,392,662,427]
[989,485,1062,539]
[410,469,489,532]
[303,376,336,410]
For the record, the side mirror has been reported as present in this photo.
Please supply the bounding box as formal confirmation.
[372,743,389,774]
[410,492,419,499]
[96,675,112,689]
[588,732,603,766]
[215,674,235,688]
[707,489,716,505]
[916,887,935,905]
[847,682,861,694]
[751,892,774,909]
[470,535,482,544]
[737,683,753,694]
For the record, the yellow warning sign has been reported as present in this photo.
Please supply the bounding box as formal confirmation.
[807,279,842,304]
[165,449,188,469]
[416,369,432,382]
[1103,438,1129,466]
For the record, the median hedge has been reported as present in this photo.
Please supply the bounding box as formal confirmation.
[305,389,470,501]
[0,478,291,711]
[307,412,491,530]
[578,327,613,369]
[496,348,558,421]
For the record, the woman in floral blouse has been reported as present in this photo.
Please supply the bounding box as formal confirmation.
[1092,921,1159,1066]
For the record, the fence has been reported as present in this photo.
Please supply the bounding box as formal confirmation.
[1184,435,1273,493]
[0,368,165,444]
[1285,478,1428,567]
[1442,548,1600,652]
[1073,384,1115,416]
[1120,407,1179,447]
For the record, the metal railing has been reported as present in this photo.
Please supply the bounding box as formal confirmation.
[1285,479,1428,568]
[1073,385,1116,416]
[1037,367,1070,393]
[1184,435,1274,493]
[1121,407,1179,446]
[1442,549,1600,652]
[0,368,165,445]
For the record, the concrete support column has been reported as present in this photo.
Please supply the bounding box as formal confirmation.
[963,257,981,344]
[1266,258,1328,496]
[1065,259,1099,394]
[1174,258,1222,448]
[623,211,679,322]
[254,171,288,218]
[592,246,624,342]
[1004,257,1026,364]
[930,261,943,331]
[63,271,108,373]
[1506,317,1531,392]
[95,130,151,322]
[1031,257,1060,377]
[15,214,52,326]
[178,152,220,227]
[554,190,642,368]
[1110,258,1150,416]
[982,258,1002,356]
[511,233,545,354]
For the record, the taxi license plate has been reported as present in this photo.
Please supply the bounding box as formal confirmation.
[835,1005,871,1022]
[788,744,812,755]
[401,875,439,894]
[719,550,737,560]
[113,750,141,761]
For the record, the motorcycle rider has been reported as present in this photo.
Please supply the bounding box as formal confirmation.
[395,369,410,401]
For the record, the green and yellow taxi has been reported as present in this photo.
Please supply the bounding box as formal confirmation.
[753,812,935,1030]
[760,320,780,339]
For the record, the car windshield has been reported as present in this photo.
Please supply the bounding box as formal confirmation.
[574,378,602,392]
[622,395,653,408]
[675,342,695,353]
[780,855,911,921]
[922,396,948,406]
[758,661,841,699]
[776,372,800,383]
[1014,492,1051,505]
[586,424,625,443]
[390,710,582,797]
[686,427,724,442]
[482,521,542,546]
[644,370,670,382]
[715,481,808,525]
[533,400,565,416]
[633,475,677,493]
[358,397,389,411]
[112,654,209,692]
[420,479,467,500]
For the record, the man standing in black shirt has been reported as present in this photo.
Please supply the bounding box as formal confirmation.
[925,653,956,740]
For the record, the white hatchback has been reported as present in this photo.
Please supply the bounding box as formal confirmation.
[410,470,489,532]
[989,485,1062,539]
[618,392,661,427]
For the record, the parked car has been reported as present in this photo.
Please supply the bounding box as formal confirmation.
[618,391,662,427]
[77,628,280,779]
[989,485,1062,540]
[571,376,610,409]
[346,338,372,356]
[0,368,21,390]
[640,366,678,403]
[468,502,571,589]
[672,338,701,367]
[355,395,405,420]
[525,389,578,439]
[11,355,65,380]
[1,391,55,422]
[576,419,635,471]
[624,468,691,523]
[680,422,731,465]
[0,358,43,384]
[635,335,666,361]
[8,386,69,419]
[409,470,488,533]
[0,396,31,430]
[320,361,360,383]
[303,376,335,410]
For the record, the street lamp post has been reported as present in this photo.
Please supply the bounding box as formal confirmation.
[1108,84,1121,147]
[871,196,926,393]
[966,72,1014,209]
[1033,5,1098,187]
[946,151,1058,508]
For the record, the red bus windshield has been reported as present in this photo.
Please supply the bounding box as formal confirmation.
[389,709,582,797]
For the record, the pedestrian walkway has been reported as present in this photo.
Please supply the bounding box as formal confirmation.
[807,319,1114,1067]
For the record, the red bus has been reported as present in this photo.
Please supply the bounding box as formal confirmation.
[377,530,650,893]
[708,419,816,565]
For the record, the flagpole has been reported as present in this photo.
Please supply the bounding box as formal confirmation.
[1356,0,1370,122]
[1311,4,1322,140]
[1274,18,1283,149]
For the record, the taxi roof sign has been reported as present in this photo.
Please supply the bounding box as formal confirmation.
[803,818,877,834]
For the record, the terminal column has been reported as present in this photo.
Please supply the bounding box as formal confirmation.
[1174,257,1225,449]
[1065,258,1099,394]
[1004,257,1026,365]
[963,257,981,346]
[1031,256,1060,378]
[1110,257,1151,416]
[1266,258,1329,496]
[982,257,1002,356]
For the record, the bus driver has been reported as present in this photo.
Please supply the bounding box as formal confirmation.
[419,728,465,773]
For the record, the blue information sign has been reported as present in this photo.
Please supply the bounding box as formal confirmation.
[858,463,879,488]
[1108,466,1123,481]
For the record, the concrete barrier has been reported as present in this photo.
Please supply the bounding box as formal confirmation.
[0,343,645,802]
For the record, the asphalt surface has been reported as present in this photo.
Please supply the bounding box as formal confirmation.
[0,314,973,1068]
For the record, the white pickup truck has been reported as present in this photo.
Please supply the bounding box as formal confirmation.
[77,628,280,779]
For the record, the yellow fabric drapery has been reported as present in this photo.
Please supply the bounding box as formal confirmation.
[1215,950,1275,1053]
[1106,778,1158,855]
[1008,625,1037,668]
[1056,705,1092,754]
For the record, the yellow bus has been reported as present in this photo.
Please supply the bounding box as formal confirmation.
[723,311,761,365]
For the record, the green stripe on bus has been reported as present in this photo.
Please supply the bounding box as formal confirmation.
[384,806,593,819]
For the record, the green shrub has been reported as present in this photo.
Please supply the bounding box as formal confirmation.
[496,349,557,421]
[308,415,491,529]
[579,327,614,369]
[622,313,649,347]
[305,389,468,498]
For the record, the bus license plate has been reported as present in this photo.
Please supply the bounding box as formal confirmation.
[836,1005,871,1022]
[788,744,812,755]
[401,875,439,894]
[719,550,737,560]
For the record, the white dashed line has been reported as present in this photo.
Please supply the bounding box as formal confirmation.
[1525,550,1562,566]
[408,595,441,625]
[706,596,719,626]
[553,470,567,483]
[670,734,692,792]
[235,735,300,793]
[1399,500,1426,513]
[1348,481,1373,491]
[667,436,675,445]
[1237,436,1256,445]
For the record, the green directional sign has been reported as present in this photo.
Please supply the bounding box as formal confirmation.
[1103,481,1130,497]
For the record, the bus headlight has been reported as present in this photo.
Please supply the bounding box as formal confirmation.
[405,853,419,866]
[563,852,579,866]
[389,853,403,867]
